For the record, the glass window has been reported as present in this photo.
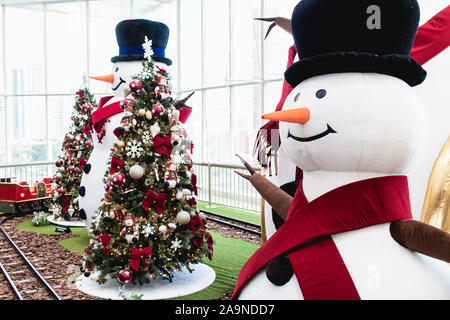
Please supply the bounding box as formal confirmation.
[230,0,262,82]
[204,88,230,162]
[5,5,45,95]
[88,0,131,94]
[231,84,262,163]
[46,2,87,94]
[263,80,284,114]
[263,0,298,80]
[0,6,4,94]
[0,97,6,163]
[179,0,202,91]
[133,0,178,90]
[47,95,74,161]
[6,96,47,163]
[203,0,229,87]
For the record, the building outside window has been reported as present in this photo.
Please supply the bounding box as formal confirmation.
[0,0,298,166]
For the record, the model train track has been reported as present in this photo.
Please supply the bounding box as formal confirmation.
[0,217,61,300]
[201,210,261,236]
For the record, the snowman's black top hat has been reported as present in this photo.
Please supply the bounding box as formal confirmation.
[285,0,426,88]
[111,19,172,66]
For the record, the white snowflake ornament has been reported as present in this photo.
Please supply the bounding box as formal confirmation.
[142,36,154,61]
[142,131,152,144]
[143,224,155,236]
[125,140,144,158]
[171,238,182,252]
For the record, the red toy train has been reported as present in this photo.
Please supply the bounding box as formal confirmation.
[0,178,54,214]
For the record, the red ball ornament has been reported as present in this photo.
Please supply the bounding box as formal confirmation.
[129,80,142,92]
[112,173,125,186]
[85,140,93,148]
[118,269,132,284]
[57,188,67,195]
[152,104,165,117]
[68,165,75,173]
[55,160,63,167]
[71,116,75,120]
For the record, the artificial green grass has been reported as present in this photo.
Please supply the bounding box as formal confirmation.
[17,218,86,236]
[59,228,91,254]
[171,231,259,300]
[17,218,260,300]
[198,200,261,226]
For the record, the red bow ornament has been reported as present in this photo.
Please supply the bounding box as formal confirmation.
[187,197,197,207]
[109,156,125,175]
[191,174,198,196]
[142,189,167,214]
[82,125,92,136]
[153,136,173,157]
[60,197,70,212]
[78,157,89,169]
[188,214,205,239]
[76,90,85,98]
[99,234,111,257]
[206,232,214,260]
[130,247,152,271]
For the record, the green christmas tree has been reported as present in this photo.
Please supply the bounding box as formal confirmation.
[52,88,96,221]
[82,59,213,285]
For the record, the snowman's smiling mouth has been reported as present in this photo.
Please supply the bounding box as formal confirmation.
[288,124,336,142]
[112,77,126,91]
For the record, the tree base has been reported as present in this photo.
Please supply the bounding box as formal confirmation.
[47,215,86,228]
[76,263,216,300]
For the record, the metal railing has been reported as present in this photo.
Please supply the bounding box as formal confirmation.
[0,162,56,186]
[193,162,261,213]
[0,161,262,213]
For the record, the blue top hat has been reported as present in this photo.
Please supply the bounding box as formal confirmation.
[111,19,172,66]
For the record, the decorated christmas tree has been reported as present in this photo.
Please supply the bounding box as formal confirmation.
[52,87,96,221]
[82,56,213,286]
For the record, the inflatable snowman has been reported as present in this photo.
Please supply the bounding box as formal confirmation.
[257,6,450,240]
[78,19,172,228]
[234,0,450,300]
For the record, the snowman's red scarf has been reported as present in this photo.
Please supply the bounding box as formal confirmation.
[232,176,412,300]
[92,96,123,144]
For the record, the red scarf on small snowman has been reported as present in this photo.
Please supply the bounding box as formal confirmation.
[92,96,123,144]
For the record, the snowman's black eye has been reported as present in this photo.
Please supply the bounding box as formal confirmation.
[294,92,301,102]
[316,89,326,99]
[115,67,119,72]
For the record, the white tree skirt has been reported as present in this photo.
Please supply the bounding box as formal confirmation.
[76,263,216,300]
[47,215,86,228]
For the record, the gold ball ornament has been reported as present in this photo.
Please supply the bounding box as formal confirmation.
[145,110,153,120]
[138,109,146,117]
[116,140,125,148]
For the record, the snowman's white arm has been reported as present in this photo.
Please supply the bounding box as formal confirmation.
[390,220,450,263]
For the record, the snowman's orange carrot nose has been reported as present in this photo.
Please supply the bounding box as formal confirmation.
[262,107,310,124]
[89,74,114,83]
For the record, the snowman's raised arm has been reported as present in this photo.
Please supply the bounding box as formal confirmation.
[255,17,292,39]
[390,220,450,263]
[235,155,293,221]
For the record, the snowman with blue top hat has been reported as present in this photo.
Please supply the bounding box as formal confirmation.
[78,19,174,229]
